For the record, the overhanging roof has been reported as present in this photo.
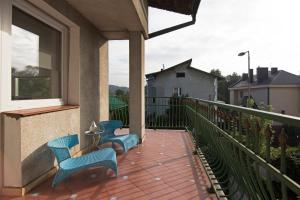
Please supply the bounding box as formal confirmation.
[65,0,148,39]
[149,0,201,17]
[148,0,201,38]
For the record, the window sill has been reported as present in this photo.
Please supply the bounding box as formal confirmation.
[3,105,79,119]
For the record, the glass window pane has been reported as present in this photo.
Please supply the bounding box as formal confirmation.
[11,6,62,100]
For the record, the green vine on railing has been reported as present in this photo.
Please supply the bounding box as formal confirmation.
[184,97,300,199]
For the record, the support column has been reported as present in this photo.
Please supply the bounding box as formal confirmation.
[129,32,145,142]
[99,40,109,121]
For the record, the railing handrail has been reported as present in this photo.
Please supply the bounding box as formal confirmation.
[110,95,300,127]
[185,97,300,128]
[185,104,300,194]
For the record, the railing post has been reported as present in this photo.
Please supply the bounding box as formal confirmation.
[265,125,276,199]
[194,99,198,130]
[238,112,242,142]
[279,128,288,200]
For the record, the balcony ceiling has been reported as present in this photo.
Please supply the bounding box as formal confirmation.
[66,0,148,39]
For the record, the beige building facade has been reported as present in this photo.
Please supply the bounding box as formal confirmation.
[0,0,149,195]
[0,0,201,196]
[229,67,300,117]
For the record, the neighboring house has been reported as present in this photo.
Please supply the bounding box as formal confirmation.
[146,59,220,100]
[229,67,300,117]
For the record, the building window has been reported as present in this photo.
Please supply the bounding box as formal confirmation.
[173,88,182,97]
[176,72,185,78]
[11,6,62,100]
[240,91,244,98]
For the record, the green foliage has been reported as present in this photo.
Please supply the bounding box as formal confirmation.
[210,69,222,77]
[18,78,51,99]
[226,72,241,86]
[12,66,54,99]
[241,102,299,177]
[240,101,273,154]
[210,69,241,103]
[115,89,125,96]
[269,146,299,160]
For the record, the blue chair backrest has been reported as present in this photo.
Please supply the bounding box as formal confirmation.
[47,134,79,164]
[98,120,123,137]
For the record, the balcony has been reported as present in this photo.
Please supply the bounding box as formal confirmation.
[110,96,300,199]
[2,96,300,199]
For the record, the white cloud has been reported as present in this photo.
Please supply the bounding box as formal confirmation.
[109,0,300,86]
[12,25,39,71]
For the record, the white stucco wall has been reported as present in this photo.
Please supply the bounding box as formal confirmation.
[251,88,269,105]
[147,65,216,100]
[229,90,235,104]
[229,87,268,106]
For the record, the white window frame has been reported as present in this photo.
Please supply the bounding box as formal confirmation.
[0,0,69,111]
[173,88,182,97]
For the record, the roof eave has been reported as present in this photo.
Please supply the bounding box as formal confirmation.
[148,0,201,39]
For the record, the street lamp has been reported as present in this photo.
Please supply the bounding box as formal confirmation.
[238,51,251,103]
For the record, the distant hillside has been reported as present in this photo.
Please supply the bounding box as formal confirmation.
[109,85,129,95]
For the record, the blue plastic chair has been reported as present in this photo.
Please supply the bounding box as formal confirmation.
[47,134,118,187]
[98,120,139,153]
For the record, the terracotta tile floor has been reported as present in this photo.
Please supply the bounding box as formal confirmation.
[2,129,217,200]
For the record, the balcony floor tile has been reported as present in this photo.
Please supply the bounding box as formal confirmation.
[2,129,217,200]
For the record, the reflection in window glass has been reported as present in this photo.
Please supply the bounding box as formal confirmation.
[11,6,62,100]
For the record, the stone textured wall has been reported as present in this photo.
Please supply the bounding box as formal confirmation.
[3,108,80,187]
[20,109,80,185]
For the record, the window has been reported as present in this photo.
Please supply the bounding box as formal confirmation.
[176,72,185,78]
[173,88,182,97]
[11,6,63,100]
[240,91,244,98]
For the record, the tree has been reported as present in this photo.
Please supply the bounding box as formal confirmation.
[210,69,241,103]
[226,72,241,87]
[115,89,125,96]
[12,66,51,99]
[210,69,222,77]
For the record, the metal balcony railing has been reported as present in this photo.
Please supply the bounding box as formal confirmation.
[110,96,300,199]
[110,96,187,129]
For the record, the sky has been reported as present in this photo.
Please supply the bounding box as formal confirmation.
[109,0,300,87]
